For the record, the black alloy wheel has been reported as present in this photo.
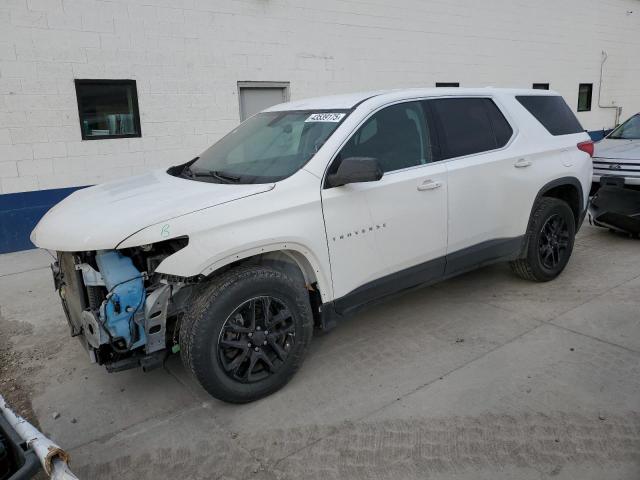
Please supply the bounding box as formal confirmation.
[180,265,313,403]
[218,296,295,383]
[510,197,576,282]
[538,214,570,270]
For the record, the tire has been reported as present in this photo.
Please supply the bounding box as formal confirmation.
[510,197,576,282]
[180,265,313,403]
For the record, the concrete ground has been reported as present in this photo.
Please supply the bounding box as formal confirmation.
[0,224,639,479]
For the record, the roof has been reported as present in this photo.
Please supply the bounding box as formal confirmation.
[264,87,559,112]
[264,90,391,112]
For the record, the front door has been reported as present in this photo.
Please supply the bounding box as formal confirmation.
[321,101,448,312]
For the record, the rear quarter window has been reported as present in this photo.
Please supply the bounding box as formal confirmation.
[516,95,583,136]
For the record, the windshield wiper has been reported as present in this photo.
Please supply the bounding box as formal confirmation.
[187,168,241,184]
[209,170,241,183]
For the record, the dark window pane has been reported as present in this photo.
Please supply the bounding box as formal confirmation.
[435,82,459,87]
[75,80,141,140]
[577,83,592,112]
[429,98,506,159]
[532,83,549,90]
[516,95,583,135]
[338,101,430,173]
[484,100,513,147]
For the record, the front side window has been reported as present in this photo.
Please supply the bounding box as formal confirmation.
[337,101,431,173]
[186,111,347,184]
[75,79,141,140]
[428,98,512,159]
[608,115,640,140]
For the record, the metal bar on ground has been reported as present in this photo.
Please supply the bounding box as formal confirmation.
[0,395,79,480]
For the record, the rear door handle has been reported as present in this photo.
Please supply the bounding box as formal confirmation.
[514,158,532,168]
[417,180,443,191]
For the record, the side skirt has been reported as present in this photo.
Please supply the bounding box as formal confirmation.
[319,236,524,330]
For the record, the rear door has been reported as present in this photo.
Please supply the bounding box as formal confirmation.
[424,97,522,275]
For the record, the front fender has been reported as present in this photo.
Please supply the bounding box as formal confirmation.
[119,170,334,301]
[157,241,332,302]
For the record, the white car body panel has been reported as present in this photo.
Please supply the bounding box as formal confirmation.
[117,169,334,302]
[451,93,591,248]
[322,161,448,299]
[30,170,274,252]
[32,87,592,306]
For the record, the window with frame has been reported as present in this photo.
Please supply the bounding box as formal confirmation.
[337,101,431,173]
[577,83,593,112]
[516,95,583,135]
[428,98,513,160]
[532,83,549,90]
[75,79,141,140]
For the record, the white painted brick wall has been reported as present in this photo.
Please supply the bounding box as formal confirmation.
[0,0,639,194]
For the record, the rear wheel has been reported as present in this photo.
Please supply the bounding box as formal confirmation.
[510,197,576,282]
[180,265,313,403]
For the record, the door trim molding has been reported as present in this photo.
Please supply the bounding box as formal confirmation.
[319,235,524,329]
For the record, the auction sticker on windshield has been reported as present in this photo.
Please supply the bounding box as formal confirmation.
[305,113,346,123]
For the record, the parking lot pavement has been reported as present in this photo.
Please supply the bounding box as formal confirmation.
[0,224,638,479]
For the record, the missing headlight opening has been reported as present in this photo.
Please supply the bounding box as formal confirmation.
[53,236,192,373]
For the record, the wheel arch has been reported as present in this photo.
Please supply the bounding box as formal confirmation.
[517,177,584,259]
[199,243,331,303]
[534,177,584,225]
[196,246,328,329]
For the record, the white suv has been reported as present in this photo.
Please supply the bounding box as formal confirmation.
[31,88,593,403]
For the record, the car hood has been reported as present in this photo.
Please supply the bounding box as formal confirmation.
[594,139,640,161]
[31,169,274,251]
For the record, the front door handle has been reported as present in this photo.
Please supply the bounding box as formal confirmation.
[514,158,532,168]
[417,180,443,191]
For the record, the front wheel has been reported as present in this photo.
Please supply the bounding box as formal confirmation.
[510,197,576,282]
[180,265,313,403]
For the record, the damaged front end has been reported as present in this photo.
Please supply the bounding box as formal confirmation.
[51,237,196,372]
[589,185,640,236]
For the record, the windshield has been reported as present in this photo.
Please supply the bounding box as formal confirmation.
[608,114,640,140]
[185,111,348,184]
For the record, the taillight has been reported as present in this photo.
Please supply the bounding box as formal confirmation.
[577,140,594,157]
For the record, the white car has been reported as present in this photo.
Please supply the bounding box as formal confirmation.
[31,88,593,403]
[592,113,640,188]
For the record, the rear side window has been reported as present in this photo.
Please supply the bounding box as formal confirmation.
[428,98,513,160]
[516,95,583,136]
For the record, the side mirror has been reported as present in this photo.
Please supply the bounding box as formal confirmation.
[326,157,383,188]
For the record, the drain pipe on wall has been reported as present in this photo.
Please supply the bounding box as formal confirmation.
[0,395,79,480]
[599,51,622,128]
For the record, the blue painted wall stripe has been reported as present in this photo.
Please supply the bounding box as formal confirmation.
[0,128,614,254]
[0,186,88,254]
